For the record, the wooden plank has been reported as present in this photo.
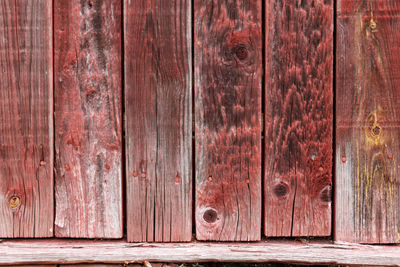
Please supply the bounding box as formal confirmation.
[336,0,400,243]
[0,240,400,266]
[124,0,192,242]
[194,0,262,241]
[62,265,121,267]
[128,264,180,267]
[0,0,53,238]
[54,0,123,238]
[264,0,333,236]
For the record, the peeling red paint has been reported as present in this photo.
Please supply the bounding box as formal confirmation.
[195,0,262,241]
[264,0,333,237]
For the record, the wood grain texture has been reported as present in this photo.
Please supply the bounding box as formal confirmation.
[54,0,122,238]
[264,0,333,237]
[0,0,53,238]
[62,265,121,267]
[124,0,192,242]
[1,239,400,266]
[194,0,262,241]
[336,0,400,243]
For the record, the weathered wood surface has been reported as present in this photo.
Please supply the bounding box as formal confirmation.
[336,0,400,243]
[264,0,333,237]
[62,265,121,267]
[124,0,192,242]
[54,0,122,238]
[0,0,53,238]
[0,240,400,266]
[194,0,262,241]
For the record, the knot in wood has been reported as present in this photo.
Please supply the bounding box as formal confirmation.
[203,208,218,223]
[369,19,377,32]
[372,125,381,136]
[9,196,21,209]
[274,182,289,198]
[234,45,248,60]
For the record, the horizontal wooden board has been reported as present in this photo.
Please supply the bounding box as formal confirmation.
[0,0,53,237]
[62,265,121,267]
[0,240,399,266]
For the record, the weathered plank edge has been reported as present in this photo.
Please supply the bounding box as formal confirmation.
[0,240,399,266]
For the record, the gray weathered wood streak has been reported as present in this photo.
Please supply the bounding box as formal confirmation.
[54,0,123,239]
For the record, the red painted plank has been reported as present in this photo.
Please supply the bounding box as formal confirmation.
[0,0,53,237]
[124,0,192,242]
[54,0,123,238]
[194,0,262,241]
[335,0,400,243]
[264,0,333,236]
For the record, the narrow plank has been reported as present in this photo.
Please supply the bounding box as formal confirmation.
[124,0,192,242]
[194,0,262,241]
[54,0,122,238]
[0,0,53,237]
[128,264,180,267]
[335,0,400,243]
[62,265,121,267]
[0,240,400,266]
[264,0,333,236]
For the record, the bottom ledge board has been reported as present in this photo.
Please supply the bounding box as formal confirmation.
[0,239,399,266]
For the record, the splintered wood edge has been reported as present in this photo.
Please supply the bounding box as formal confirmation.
[0,240,398,266]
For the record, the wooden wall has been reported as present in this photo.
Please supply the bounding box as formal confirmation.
[0,0,399,244]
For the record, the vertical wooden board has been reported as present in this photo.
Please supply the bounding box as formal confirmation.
[264,0,333,236]
[194,0,262,241]
[0,0,53,237]
[124,0,192,242]
[336,0,400,243]
[54,0,122,238]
